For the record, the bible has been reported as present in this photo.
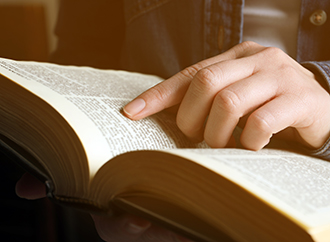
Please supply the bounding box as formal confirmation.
[1,57,330,242]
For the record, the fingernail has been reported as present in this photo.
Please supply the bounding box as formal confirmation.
[126,218,151,234]
[123,98,146,117]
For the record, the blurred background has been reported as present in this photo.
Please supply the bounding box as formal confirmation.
[0,0,58,61]
[0,0,101,241]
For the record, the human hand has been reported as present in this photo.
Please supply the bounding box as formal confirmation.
[16,173,192,242]
[15,172,46,199]
[123,41,330,150]
[92,214,192,242]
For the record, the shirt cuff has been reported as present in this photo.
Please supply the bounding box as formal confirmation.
[306,135,330,160]
[301,61,330,91]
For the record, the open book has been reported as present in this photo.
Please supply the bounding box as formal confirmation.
[1,57,330,242]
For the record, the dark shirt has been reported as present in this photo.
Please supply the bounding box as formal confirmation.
[51,0,125,69]
[51,0,330,77]
[51,0,330,159]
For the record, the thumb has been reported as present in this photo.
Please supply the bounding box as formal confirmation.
[92,214,194,242]
[92,214,151,241]
[123,69,194,120]
[16,172,46,199]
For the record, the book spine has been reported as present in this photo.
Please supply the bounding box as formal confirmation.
[0,134,114,215]
[0,134,50,183]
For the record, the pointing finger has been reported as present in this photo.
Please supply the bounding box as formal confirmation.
[123,42,265,120]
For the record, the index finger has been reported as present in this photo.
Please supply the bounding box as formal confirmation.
[123,68,193,120]
[123,41,264,120]
[122,44,255,120]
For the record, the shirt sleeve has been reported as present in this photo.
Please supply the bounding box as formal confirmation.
[301,61,330,160]
[302,61,330,91]
[50,0,125,70]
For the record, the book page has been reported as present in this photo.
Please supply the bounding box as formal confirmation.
[0,58,195,176]
[166,148,330,229]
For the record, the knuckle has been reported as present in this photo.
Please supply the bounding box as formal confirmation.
[280,60,300,75]
[234,41,260,55]
[249,111,274,134]
[194,67,221,90]
[145,85,170,105]
[214,89,241,114]
[262,46,286,60]
[226,41,265,59]
[260,47,298,81]
[257,46,298,81]
[239,40,259,50]
[180,63,203,79]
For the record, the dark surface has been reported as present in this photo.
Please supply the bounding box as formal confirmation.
[0,151,101,242]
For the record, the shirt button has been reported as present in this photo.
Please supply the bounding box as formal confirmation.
[310,9,327,26]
